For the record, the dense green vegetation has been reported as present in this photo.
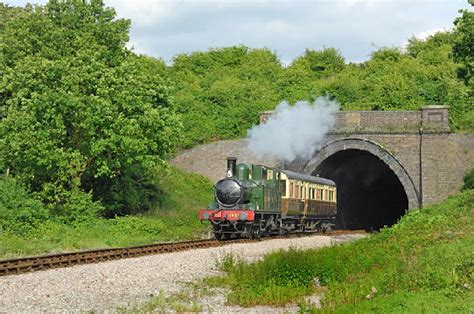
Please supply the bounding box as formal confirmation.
[0,166,213,258]
[0,0,472,256]
[170,38,473,148]
[0,0,182,219]
[168,16,474,147]
[208,190,474,312]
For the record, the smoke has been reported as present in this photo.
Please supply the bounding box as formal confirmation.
[247,96,339,161]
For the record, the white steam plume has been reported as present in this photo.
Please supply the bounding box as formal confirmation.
[247,96,339,161]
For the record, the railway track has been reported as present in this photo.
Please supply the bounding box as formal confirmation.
[0,230,365,277]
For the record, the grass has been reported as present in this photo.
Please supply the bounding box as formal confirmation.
[118,290,202,313]
[0,166,214,259]
[119,280,220,313]
[208,190,474,312]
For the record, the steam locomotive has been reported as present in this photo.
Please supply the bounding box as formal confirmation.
[199,157,337,239]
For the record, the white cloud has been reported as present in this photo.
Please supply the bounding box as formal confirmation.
[401,27,451,51]
[4,0,471,64]
[413,27,451,41]
[109,0,175,28]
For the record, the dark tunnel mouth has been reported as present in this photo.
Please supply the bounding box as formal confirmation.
[314,149,408,231]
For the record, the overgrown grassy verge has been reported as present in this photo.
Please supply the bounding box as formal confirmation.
[118,290,202,313]
[209,190,474,312]
[0,166,213,259]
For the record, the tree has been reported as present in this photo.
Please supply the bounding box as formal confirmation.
[0,3,27,33]
[452,0,474,87]
[169,46,282,147]
[290,48,345,79]
[0,0,182,216]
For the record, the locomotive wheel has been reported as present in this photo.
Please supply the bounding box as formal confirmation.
[252,228,262,239]
[215,232,228,240]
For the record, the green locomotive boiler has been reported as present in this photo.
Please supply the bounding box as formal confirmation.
[199,157,337,239]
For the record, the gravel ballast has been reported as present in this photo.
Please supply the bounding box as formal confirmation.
[0,234,364,313]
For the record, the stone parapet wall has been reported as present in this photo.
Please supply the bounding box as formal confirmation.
[261,107,450,134]
[332,111,421,133]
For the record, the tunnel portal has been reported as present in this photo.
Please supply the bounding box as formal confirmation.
[314,149,408,231]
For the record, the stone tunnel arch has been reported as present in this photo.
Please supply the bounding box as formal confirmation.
[303,138,420,230]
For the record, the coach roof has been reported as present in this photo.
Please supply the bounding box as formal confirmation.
[281,170,336,186]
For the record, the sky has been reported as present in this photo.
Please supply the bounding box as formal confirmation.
[3,0,471,64]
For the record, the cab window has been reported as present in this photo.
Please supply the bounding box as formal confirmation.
[280,180,287,197]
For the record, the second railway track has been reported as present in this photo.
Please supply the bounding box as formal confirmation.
[0,230,365,277]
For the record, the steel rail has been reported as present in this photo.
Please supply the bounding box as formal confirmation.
[0,230,365,277]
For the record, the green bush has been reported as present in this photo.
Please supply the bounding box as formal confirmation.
[0,176,49,235]
[462,167,474,190]
[88,164,163,218]
[51,189,103,224]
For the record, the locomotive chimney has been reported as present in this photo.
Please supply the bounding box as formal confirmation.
[226,157,237,177]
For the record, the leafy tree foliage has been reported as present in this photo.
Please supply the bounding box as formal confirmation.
[0,0,181,216]
[170,46,282,147]
[452,0,474,87]
[312,33,472,130]
[291,48,345,78]
[0,3,28,33]
[168,26,472,148]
